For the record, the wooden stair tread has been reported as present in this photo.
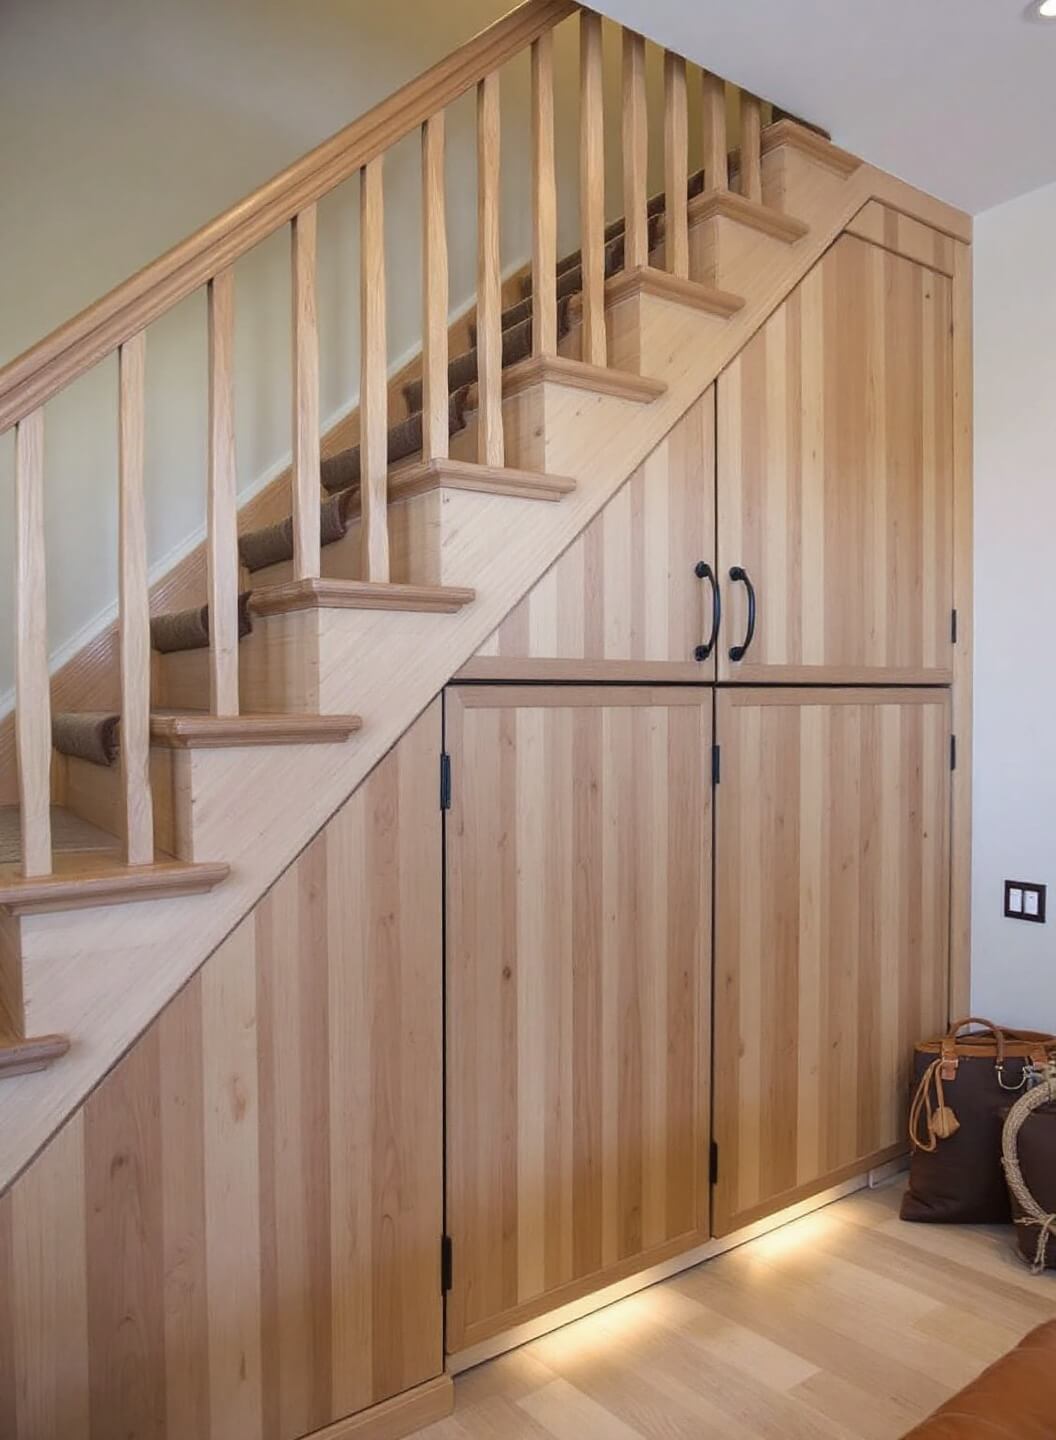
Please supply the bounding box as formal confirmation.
[249,577,476,617]
[762,118,861,177]
[149,712,363,748]
[0,1034,71,1080]
[687,189,810,242]
[0,804,116,863]
[359,457,576,508]
[0,853,230,916]
[500,355,666,403]
[603,265,746,318]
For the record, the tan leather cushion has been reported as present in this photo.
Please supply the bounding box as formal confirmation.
[903,1320,1056,1438]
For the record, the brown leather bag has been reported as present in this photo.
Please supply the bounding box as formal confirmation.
[901,1017,1056,1225]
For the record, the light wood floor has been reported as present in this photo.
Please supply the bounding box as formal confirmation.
[420,1180,1056,1439]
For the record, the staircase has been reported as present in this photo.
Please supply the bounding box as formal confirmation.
[0,0,969,1183]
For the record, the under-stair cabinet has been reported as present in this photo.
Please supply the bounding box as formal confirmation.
[447,222,958,1360]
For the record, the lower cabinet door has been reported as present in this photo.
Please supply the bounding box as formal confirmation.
[445,685,713,1355]
[712,688,951,1236]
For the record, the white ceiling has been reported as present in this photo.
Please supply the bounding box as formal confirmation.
[594,0,1056,214]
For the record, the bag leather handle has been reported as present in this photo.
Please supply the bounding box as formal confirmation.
[941,1017,1008,1081]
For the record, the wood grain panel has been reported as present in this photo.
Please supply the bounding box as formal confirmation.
[717,232,954,683]
[446,685,712,1354]
[0,703,443,1438]
[467,394,716,680]
[713,688,951,1236]
[846,200,956,277]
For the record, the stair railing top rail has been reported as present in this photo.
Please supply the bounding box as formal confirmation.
[0,0,578,434]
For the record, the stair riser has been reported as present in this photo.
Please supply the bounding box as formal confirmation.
[761,144,852,218]
[689,214,790,296]
[54,751,189,860]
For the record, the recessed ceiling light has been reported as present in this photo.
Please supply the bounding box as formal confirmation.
[1034,0,1056,16]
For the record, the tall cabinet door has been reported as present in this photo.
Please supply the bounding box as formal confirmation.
[445,686,712,1355]
[712,688,950,1236]
[717,233,954,683]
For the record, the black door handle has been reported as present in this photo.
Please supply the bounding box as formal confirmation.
[728,566,756,662]
[694,561,721,661]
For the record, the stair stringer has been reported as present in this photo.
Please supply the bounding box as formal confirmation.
[0,159,970,1196]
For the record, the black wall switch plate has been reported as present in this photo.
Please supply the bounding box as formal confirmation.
[1004,880,1047,923]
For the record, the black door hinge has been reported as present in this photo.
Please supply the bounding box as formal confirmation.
[712,744,721,786]
[951,608,958,644]
[440,752,452,810]
[950,735,957,771]
[441,1234,453,1293]
[709,1140,720,1186]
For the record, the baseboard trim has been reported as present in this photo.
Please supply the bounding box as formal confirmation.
[305,1376,453,1439]
[446,1171,878,1375]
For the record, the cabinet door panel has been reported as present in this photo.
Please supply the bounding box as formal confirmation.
[713,688,950,1235]
[718,233,953,682]
[445,686,712,1354]
[465,393,716,681]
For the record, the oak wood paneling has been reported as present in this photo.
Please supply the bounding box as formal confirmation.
[718,232,954,683]
[445,685,712,1354]
[0,702,443,1439]
[466,394,716,680]
[713,688,951,1236]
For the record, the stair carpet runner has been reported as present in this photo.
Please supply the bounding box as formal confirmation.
[51,171,710,769]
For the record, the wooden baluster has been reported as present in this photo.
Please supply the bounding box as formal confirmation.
[207,268,239,715]
[360,156,390,578]
[579,9,606,366]
[740,92,762,203]
[663,51,689,279]
[421,115,449,465]
[291,204,321,582]
[531,31,557,358]
[118,332,155,866]
[622,29,648,272]
[13,408,52,878]
[702,70,728,193]
[476,71,504,467]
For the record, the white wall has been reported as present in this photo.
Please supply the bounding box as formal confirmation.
[972,178,1056,1032]
[1,0,680,707]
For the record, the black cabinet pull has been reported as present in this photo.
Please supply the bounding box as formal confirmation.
[728,565,756,662]
[694,561,721,661]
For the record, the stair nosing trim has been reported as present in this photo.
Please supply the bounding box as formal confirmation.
[761,119,862,178]
[0,861,230,917]
[249,578,477,617]
[501,355,666,404]
[687,189,810,243]
[149,714,364,749]
[603,265,745,318]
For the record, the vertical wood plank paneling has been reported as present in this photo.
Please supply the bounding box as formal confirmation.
[13,408,52,877]
[118,331,155,865]
[621,29,648,271]
[717,232,954,683]
[579,10,606,367]
[360,158,391,580]
[471,395,715,678]
[446,686,711,1354]
[9,1119,90,1439]
[158,975,211,1440]
[207,268,239,716]
[291,204,321,582]
[84,1026,166,1437]
[531,32,557,357]
[701,71,728,192]
[739,93,762,203]
[476,72,504,467]
[713,688,951,1236]
[662,52,689,280]
[949,241,973,1018]
[421,114,449,464]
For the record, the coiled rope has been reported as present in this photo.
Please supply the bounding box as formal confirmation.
[1001,1065,1056,1275]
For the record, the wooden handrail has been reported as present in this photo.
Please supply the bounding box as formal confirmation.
[0,0,578,434]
